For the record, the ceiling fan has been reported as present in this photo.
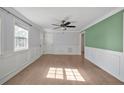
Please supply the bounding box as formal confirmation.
[52,17,76,30]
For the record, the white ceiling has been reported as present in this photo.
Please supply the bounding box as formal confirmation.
[14,7,120,31]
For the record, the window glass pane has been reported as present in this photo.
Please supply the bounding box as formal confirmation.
[14,25,28,51]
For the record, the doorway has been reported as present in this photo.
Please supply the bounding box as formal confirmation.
[81,32,85,55]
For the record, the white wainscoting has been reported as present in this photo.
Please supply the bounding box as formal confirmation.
[0,47,42,84]
[85,46,124,82]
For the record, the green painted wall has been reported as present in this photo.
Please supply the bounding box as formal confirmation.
[85,10,123,52]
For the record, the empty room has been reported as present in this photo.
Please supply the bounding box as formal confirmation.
[0,7,124,85]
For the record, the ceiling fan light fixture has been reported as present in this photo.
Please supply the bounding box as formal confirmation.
[52,17,76,30]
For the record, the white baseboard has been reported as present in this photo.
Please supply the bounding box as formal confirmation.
[85,46,124,82]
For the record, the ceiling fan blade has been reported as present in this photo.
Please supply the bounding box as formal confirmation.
[64,22,71,26]
[61,16,70,23]
[52,24,60,26]
[53,27,61,29]
[66,26,76,28]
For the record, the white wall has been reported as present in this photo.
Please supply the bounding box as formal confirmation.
[85,46,124,82]
[0,8,44,84]
[44,30,81,55]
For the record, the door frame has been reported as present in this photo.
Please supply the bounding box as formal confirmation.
[80,31,85,55]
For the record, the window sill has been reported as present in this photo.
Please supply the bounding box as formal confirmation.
[14,48,29,53]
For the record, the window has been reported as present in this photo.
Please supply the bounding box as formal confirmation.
[14,25,28,51]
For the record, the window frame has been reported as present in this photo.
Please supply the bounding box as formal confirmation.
[14,23,29,52]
